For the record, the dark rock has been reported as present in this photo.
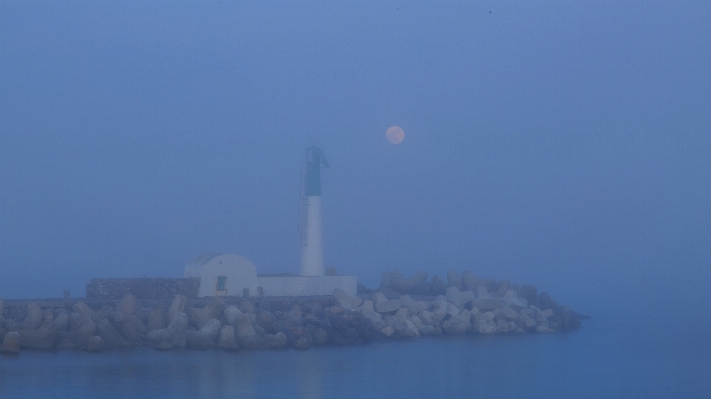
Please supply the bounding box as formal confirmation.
[520,284,538,304]
[357,284,373,295]
[537,292,559,313]
[325,266,338,276]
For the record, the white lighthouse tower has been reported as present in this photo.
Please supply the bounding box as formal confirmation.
[299,145,329,277]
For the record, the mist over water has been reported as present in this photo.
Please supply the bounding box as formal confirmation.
[1,3,710,392]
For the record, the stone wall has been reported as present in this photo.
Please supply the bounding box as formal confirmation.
[86,278,200,300]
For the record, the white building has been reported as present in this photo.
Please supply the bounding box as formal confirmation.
[184,253,260,297]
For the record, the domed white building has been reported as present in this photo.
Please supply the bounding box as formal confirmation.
[184,253,259,297]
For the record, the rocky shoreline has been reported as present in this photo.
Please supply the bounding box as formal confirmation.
[0,270,587,355]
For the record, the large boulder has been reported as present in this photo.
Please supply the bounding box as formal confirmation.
[224,305,243,327]
[119,319,147,346]
[471,298,500,312]
[185,318,222,350]
[461,271,478,291]
[20,303,44,331]
[217,325,239,351]
[374,299,401,314]
[494,279,511,297]
[429,275,447,295]
[147,312,188,349]
[167,295,187,324]
[520,284,538,305]
[97,319,131,348]
[293,334,312,350]
[256,310,276,333]
[187,298,224,330]
[147,308,166,331]
[446,287,475,308]
[118,294,138,315]
[75,319,97,347]
[388,273,409,293]
[312,329,329,346]
[1,331,20,355]
[441,316,469,335]
[379,271,403,291]
[19,325,57,349]
[408,270,428,286]
[333,288,362,310]
[85,336,105,352]
[537,292,559,313]
[73,301,95,316]
[446,270,461,289]
[239,301,255,314]
[265,332,288,349]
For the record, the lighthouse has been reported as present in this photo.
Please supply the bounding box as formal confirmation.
[300,145,329,277]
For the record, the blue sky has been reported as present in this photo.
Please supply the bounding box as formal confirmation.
[1,1,709,316]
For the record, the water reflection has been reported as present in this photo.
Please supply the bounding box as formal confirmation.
[1,321,709,399]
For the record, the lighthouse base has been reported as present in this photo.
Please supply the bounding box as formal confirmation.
[257,275,357,297]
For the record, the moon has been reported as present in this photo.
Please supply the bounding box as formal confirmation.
[386,126,405,144]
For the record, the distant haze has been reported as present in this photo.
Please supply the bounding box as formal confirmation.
[1,2,709,318]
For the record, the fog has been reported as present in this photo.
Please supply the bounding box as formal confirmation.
[1,1,709,318]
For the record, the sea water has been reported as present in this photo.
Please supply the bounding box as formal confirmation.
[1,316,709,399]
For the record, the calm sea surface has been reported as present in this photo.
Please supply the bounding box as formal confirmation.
[1,316,709,399]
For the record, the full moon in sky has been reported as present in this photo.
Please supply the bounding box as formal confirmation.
[386,126,405,144]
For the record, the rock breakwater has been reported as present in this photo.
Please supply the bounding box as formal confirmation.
[1,270,585,355]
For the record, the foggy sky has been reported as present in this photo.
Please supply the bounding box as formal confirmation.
[1,1,709,317]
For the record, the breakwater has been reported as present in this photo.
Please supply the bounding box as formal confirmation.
[0,270,586,355]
